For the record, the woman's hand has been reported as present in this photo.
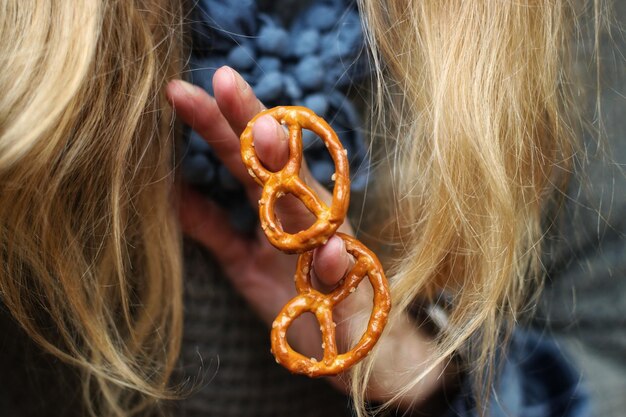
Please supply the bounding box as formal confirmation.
[166,66,353,342]
[166,67,448,408]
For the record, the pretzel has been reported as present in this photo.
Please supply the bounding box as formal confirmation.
[240,106,350,254]
[271,232,391,377]
[240,106,391,377]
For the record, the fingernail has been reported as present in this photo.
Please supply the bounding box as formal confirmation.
[326,235,345,253]
[177,80,198,96]
[229,67,249,92]
[276,121,288,143]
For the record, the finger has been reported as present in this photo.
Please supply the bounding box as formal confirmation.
[165,79,257,189]
[213,66,265,136]
[253,114,336,232]
[251,115,289,171]
[252,115,319,189]
[178,185,250,270]
[211,68,348,235]
[312,235,354,290]
[211,67,325,196]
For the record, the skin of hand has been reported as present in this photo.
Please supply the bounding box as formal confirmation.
[166,66,448,409]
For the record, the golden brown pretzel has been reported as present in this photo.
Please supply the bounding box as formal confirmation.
[240,106,350,253]
[240,106,391,376]
[271,233,391,377]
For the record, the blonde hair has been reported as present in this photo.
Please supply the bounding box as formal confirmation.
[0,1,184,416]
[352,0,583,414]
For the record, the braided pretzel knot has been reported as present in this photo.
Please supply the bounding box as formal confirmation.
[240,106,391,376]
[240,106,350,253]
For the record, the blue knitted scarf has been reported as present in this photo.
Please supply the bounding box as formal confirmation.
[182,0,371,232]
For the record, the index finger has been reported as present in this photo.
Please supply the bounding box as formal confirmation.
[165,77,260,189]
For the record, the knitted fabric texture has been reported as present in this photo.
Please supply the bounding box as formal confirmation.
[175,241,352,417]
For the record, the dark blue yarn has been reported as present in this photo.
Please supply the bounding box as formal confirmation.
[182,0,372,233]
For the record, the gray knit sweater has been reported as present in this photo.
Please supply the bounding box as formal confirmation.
[532,3,626,415]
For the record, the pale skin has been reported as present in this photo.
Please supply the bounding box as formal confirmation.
[165,66,448,411]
